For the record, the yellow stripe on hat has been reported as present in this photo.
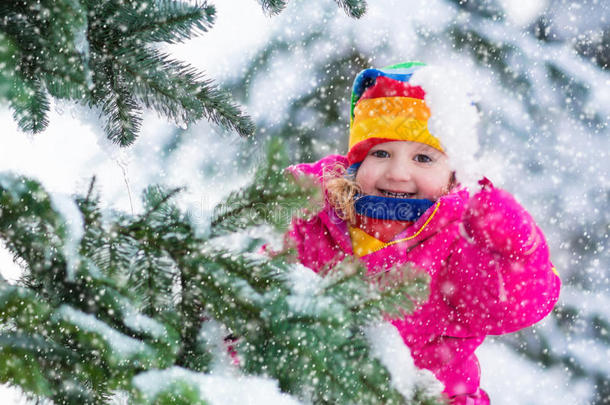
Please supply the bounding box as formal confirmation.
[349,96,443,153]
[353,97,431,123]
[349,116,443,152]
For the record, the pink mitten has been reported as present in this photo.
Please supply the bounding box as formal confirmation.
[462,178,540,258]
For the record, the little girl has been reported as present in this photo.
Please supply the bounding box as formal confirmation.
[283,62,561,404]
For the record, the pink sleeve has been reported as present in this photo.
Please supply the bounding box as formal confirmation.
[285,154,348,183]
[274,154,349,272]
[438,182,561,334]
[462,180,542,259]
[285,213,347,273]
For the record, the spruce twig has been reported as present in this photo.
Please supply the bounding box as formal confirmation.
[118,1,216,44]
[257,0,288,15]
[334,0,367,18]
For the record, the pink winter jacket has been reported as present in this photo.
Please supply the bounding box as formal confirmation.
[284,154,561,405]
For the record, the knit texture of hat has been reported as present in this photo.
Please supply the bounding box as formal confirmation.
[347,62,441,166]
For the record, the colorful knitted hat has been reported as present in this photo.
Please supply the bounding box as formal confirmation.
[348,61,441,166]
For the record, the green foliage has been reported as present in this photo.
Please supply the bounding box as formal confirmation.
[0,0,249,144]
[0,139,444,404]
[210,138,322,236]
[232,255,430,404]
[333,0,367,19]
[0,0,369,145]
[136,379,209,405]
[257,0,366,17]
[257,0,289,16]
[114,0,216,44]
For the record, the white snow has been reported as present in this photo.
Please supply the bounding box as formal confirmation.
[198,318,240,375]
[499,0,549,27]
[0,242,23,284]
[365,322,444,400]
[47,192,84,281]
[54,305,152,359]
[132,367,302,405]
[122,308,168,341]
[0,386,30,405]
[285,263,324,296]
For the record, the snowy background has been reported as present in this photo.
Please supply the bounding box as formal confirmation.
[1,0,608,404]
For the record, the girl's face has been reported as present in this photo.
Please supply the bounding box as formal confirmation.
[355,141,453,201]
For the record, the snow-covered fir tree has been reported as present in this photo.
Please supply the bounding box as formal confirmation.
[0,138,446,404]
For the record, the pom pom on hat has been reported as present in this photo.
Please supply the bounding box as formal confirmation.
[347,62,480,181]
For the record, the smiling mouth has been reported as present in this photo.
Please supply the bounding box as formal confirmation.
[379,189,416,199]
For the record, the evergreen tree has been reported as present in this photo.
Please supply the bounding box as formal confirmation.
[0,139,446,404]
[0,0,368,146]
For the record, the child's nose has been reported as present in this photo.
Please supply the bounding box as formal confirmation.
[385,161,412,182]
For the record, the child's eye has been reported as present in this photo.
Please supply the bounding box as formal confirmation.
[371,150,390,158]
[414,154,432,163]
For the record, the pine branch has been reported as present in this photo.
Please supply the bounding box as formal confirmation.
[233,258,409,404]
[117,47,255,136]
[138,185,185,226]
[100,74,143,146]
[1,0,254,143]
[209,173,318,236]
[334,0,367,18]
[210,138,321,236]
[1,0,373,143]
[118,0,216,44]
[2,2,90,96]
[257,0,288,16]
[0,332,66,397]
[200,247,287,294]
[40,0,90,84]
[78,192,135,281]
[84,176,97,206]
[128,249,177,315]
[0,174,70,291]
[9,77,50,133]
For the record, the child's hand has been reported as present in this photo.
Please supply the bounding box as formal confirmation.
[462,178,540,258]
